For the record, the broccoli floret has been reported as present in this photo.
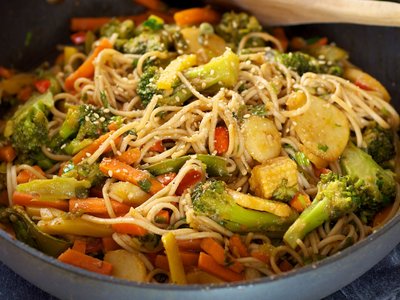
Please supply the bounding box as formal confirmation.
[61,161,106,186]
[283,172,362,248]
[272,178,298,202]
[4,92,53,166]
[276,52,343,76]
[362,122,395,166]
[137,49,239,107]
[215,12,263,51]
[283,142,397,248]
[52,104,119,154]
[340,142,396,220]
[121,32,170,55]
[100,19,135,39]
[191,180,298,233]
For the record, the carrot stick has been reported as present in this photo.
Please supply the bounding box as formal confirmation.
[229,235,249,258]
[251,250,269,264]
[177,238,203,252]
[72,239,87,253]
[70,11,173,32]
[72,131,116,164]
[134,0,167,11]
[289,192,312,213]
[0,145,16,162]
[58,248,112,275]
[154,209,170,224]
[69,197,131,217]
[12,191,69,211]
[16,166,46,184]
[102,237,121,252]
[173,7,220,26]
[111,223,147,236]
[64,38,112,91]
[198,252,244,282]
[155,252,199,271]
[272,27,288,52]
[149,140,165,152]
[214,126,229,155]
[0,190,9,206]
[200,238,225,265]
[116,148,141,165]
[99,158,163,195]
[156,172,176,186]
[279,260,293,272]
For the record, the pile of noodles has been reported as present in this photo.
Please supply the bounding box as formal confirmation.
[6,30,400,283]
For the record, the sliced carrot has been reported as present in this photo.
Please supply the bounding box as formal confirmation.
[373,203,394,227]
[17,85,33,102]
[134,0,167,11]
[0,145,16,162]
[34,79,51,93]
[200,238,225,265]
[229,235,249,258]
[177,238,203,252]
[228,260,245,274]
[72,131,117,164]
[70,11,174,32]
[313,167,331,178]
[16,166,46,184]
[272,27,288,52]
[64,38,113,91]
[12,191,69,211]
[99,158,163,195]
[251,250,269,264]
[315,37,328,46]
[112,223,147,236]
[58,248,112,275]
[279,260,293,272]
[116,148,141,165]
[289,192,312,213]
[0,190,9,206]
[69,197,130,217]
[102,236,121,252]
[198,252,244,282]
[214,126,229,155]
[0,66,13,79]
[154,209,170,224]
[173,7,220,26]
[149,140,165,152]
[72,239,87,253]
[155,252,199,271]
[107,122,120,131]
[176,169,203,196]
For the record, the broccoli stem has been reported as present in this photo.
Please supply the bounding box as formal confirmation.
[283,198,330,248]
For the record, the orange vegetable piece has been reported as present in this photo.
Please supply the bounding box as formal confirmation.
[72,239,87,253]
[58,248,112,275]
[16,166,46,184]
[229,235,249,258]
[116,148,141,165]
[12,191,69,211]
[198,252,244,282]
[102,237,121,252]
[174,7,220,26]
[214,126,229,155]
[111,223,148,236]
[69,197,131,217]
[0,145,16,162]
[289,192,312,213]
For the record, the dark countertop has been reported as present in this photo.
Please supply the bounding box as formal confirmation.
[1,243,399,300]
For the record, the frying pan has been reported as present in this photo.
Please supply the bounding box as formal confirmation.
[0,0,400,299]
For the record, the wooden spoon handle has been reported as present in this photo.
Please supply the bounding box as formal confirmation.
[216,0,400,26]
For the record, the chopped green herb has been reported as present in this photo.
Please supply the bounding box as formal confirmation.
[318,144,329,152]
[138,178,152,193]
[143,15,164,31]
[294,152,311,167]
[100,91,108,107]
[249,104,268,117]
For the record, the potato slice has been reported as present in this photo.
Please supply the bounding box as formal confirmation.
[109,181,150,207]
[228,189,293,217]
[104,249,147,282]
[343,67,390,102]
[242,116,281,163]
[180,27,226,64]
[288,96,349,162]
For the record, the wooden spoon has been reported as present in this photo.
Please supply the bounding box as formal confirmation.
[210,0,400,26]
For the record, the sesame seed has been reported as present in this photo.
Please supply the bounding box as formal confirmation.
[243,114,250,119]
[182,89,188,94]
[103,108,110,113]
[210,69,215,76]
[85,116,90,122]
[201,82,207,89]
[85,152,91,157]
[93,113,100,118]
[175,96,180,102]
[108,170,113,177]
[99,117,106,122]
